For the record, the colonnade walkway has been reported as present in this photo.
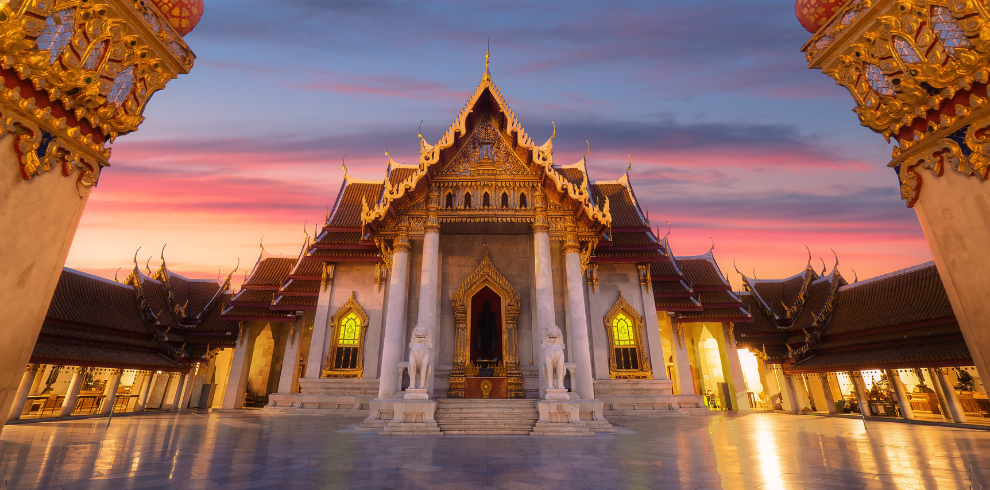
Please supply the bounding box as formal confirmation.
[0,411,988,489]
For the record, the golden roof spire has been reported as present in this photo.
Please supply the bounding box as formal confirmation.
[483,40,491,82]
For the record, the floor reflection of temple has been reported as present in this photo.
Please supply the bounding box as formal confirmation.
[8,67,990,433]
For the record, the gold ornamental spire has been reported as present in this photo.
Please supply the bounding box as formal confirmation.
[483,40,491,82]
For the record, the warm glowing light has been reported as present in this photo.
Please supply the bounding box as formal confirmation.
[737,348,764,394]
[754,417,784,490]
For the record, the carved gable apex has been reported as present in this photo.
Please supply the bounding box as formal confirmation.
[436,116,536,178]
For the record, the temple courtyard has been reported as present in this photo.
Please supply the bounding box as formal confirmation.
[0,412,986,490]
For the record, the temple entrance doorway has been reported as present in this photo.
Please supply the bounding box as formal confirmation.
[448,250,524,398]
[470,287,503,368]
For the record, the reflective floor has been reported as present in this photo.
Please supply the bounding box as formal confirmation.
[1,411,988,489]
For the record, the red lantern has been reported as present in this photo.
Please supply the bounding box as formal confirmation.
[795,0,845,34]
[150,0,204,36]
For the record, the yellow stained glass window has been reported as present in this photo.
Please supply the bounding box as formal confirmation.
[338,312,361,345]
[612,314,635,346]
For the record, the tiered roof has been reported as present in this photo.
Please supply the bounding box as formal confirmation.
[35,260,239,371]
[734,257,966,373]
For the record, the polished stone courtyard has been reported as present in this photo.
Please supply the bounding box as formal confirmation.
[1,411,988,490]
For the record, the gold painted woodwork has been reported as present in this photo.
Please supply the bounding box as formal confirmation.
[603,292,653,380]
[321,292,369,379]
[0,0,194,188]
[447,250,523,398]
[802,0,990,206]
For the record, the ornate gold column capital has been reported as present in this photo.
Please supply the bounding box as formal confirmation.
[25,364,40,373]
[532,192,549,234]
[563,224,579,254]
[425,190,440,234]
[394,216,411,252]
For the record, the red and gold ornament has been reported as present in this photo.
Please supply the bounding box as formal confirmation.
[795,0,845,33]
[150,0,204,36]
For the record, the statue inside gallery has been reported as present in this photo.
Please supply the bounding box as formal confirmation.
[542,325,568,400]
[405,325,433,399]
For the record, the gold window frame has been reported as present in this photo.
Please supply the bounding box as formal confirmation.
[603,292,652,379]
[321,292,370,379]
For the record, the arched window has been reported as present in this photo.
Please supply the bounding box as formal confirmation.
[464,192,472,208]
[483,192,491,208]
[501,192,509,208]
[445,192,454,209]
[604,293,651,379]
[519,193,527,209]
[322,292,369,379]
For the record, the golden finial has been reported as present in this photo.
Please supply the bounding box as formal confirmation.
[133,247,141,268]
[418,120,424,139]
[385,140,391,163]
[145,257,152,276]
[259,236,265,253]
[584,140,590,159]
[626,154,632,176]
[114,267,121,283]
[483,39,491,82]
[341,154,348,179]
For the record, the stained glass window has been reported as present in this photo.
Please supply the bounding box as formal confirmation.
[932,7,971,56]
[37,9,74,64]
[612,313,635,347]
[338,312,360,345]
[865,64,894,96]
[894,37,921,63]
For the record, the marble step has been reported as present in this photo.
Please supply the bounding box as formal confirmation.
[435,399,539,435]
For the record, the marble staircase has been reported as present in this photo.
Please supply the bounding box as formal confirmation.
[434,399,538,435]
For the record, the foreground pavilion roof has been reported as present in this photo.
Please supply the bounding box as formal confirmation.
[733,256,967,374]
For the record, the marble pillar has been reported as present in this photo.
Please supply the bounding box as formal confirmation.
[638,276,668,381]
[58,367,84,418]
[532,196,555,396]
[135,372,155,412]
[7,364,40,421]
[222,324,257,409]
[850,371,872,417]
[377,219,411,399]
[885,369,914,420]
[777,368,799,414]
[415,195,440,396]
[169,374,185,412]
[277,318,302,393]
[100,369,122,415]
[177,366,197,411]
[718,324,750,411]
[665,316,695,395]
[935,368,967,423]
[562,226,594,400]
[304,275,334,380]
[820,373,838,414]
[809,374,835,414]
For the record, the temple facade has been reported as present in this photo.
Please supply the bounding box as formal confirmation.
[215,69,757,433]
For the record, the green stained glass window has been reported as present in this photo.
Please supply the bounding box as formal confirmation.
[612,314,635,347]
[338,312,361,345]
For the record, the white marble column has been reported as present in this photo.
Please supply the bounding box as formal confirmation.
[665,316,695,395]
[377,218,412,399]
[777,368,799,414]
[277,317,302,393]
[58,367,84,417]
[719,324,751,411]
[416,194,441,396]
[934,368,967,423]
[638,269,668,381]
[305,267,334,380]
[222,324,257,409]
[532,195,555,396]
[562,226,594,400]
[7,364,40,421]
[135,372,155,412]
[850,371,872,417]
[177,366,198,411]
[169,373,186,412]
[809,374,836,414]
[100,369,123,415]
[886,369,914,420]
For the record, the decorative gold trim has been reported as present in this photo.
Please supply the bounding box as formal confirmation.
[320,263,334,292]
[637,264,651,292]
[586,263,599,293]
[603,292,652,380]
[448,250,523,398]
[321,292,369,379]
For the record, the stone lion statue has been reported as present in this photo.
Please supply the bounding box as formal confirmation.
[541,324,566,391]
[408,324,433,390]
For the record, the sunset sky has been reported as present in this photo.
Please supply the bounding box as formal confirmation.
[65,0,933,290]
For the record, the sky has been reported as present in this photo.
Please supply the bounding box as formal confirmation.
[64,0,934,291]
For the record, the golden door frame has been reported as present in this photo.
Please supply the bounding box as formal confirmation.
[448,250,523,398]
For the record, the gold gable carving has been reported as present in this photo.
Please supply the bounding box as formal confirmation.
[437,116,534,177]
